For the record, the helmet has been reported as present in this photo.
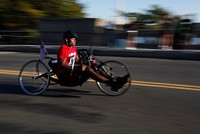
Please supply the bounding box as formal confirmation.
[63,30,78,40]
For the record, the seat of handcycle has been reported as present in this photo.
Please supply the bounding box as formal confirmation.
[48,58,89,87]
[48,58,58,73]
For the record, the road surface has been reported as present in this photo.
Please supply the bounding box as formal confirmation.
[0,52,200,134]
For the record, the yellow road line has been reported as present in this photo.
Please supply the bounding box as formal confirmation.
[132,80,200,89]
[1,69,200,91]
[0,70,19,75]
[132,83,200,91]
[0,69,37,76]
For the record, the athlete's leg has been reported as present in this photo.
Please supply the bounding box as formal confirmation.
[82,64,115,84]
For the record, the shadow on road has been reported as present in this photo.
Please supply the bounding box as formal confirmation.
[0,84,24,95]
[43,88,106,98]
[0,83,106,98]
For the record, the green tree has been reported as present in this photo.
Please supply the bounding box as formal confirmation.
[30,0,85,18]
[124,5,176,30]
[0,0,85,30]
[145,5,170,21]
[126,5,172,23]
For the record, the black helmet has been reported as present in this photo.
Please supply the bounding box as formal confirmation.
[63,30,78,40]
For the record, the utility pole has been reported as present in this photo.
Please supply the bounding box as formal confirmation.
[115,0,126,25]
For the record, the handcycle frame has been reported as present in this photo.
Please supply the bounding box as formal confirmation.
[18,49,132,96]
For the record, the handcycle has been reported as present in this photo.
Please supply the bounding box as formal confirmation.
[18,48,132,96]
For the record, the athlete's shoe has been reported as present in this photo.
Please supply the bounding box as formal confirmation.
[111,74,129,92]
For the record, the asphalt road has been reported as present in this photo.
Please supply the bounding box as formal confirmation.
[0,52,200,134]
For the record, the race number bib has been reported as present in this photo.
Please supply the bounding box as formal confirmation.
[68,52,76,70]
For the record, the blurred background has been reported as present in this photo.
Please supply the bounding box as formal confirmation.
[0,0,200,49]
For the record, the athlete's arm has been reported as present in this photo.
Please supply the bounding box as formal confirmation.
[58,58,72,71]
[75,54,81,63]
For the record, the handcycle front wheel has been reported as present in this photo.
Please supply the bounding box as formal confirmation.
[96,60,132,96]
[18,60,50,95]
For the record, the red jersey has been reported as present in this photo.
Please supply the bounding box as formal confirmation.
[57,44,78,72]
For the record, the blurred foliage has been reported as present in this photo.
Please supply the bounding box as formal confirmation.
[124,5,180,30]
[143,5,171,21]
[0,0,85,30]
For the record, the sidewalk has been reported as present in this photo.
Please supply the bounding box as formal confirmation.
[0,44,200,60]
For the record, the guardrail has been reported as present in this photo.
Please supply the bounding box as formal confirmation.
[0,30,36,44]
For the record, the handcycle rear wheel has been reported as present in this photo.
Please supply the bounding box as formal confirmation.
[96,60,132,96]
[18,60,50,95]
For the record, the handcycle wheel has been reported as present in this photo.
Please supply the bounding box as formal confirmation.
[18,60,50,95]
[78,49,90,65]
[96,60,132,96]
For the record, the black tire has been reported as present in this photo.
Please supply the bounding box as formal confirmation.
[78,49,90,65]
[96,60,132,96]
[18,60,50,95]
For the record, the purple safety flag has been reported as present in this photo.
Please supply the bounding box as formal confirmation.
[40,40,48,61]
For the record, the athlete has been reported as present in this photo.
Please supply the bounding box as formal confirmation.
[56,30,128,91]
